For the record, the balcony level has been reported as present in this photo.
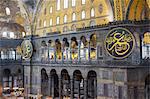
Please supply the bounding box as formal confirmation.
[28,20,150,67]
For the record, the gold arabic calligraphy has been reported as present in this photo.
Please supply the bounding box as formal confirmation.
[106,30,133,56]
[21,40,33,59]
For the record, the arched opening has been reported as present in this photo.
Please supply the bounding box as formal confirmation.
[41,69,49,97]
[41,40,48,61]
[55,39,62,60]
[87,70,97,99]
[142,32,150,59]
[61,69,70,98]
[50,69,59,98]
[90,34,97,59]
[3,69,12,95]
[90,20,96,26]
[71,24,76,31]
[48,40,55,60]
[73,70,84,98]
[71,37,78,61]
[145,74,150,99]
[63,38,69,61]
[13,69,24,96]
[80,36,88,60]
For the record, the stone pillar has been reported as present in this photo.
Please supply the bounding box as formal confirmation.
[69,41,72,62]
[78,40,81,62]
[61,43,64,63]
[70,78,74,99]
[48,47,50,61]
[94,78,97,98]
[48,75,51,96]
[96,34,101,60]
[54,46,57,62]
[59,76,62,99]
[87,39,91,61]
[52,77,54,99]
[84,78,87,99]
[14,49,16,60]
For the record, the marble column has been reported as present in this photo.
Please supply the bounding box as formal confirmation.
[48,75,51,96]
[70,78,73,99]
[59,76,62,99]
[84,78,87,99]
[69,41,72,62]
[78,40,81,62]
[94,78,97,98]
[88,40,91,61]
[54,46,57,62]
[52,77,54,99]
[61,43,64,63]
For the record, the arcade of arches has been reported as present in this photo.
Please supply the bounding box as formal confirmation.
[41,69,97,99]
[40,34,97,62]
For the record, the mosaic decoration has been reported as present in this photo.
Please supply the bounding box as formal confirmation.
[105,28,135,59]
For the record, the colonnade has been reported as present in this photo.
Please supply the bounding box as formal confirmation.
[41,69,97,99]
[40,34,101,63]
[2,69,23,96]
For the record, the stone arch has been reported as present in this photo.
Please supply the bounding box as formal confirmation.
[55,39,62,60]
[62,38,69,60]
[48,40,55,60]
[61,69,70,98]
[41,40,47,47]
[71,24,76,31]
[89,20,96,26]
[71,37,78,60]
[50,69,59,98]
[73,70,84,98]
[41,68,49,97]
[80,36,88,60]
[90,34,97,59]
[87,70,97,99]
[2,69,12,95]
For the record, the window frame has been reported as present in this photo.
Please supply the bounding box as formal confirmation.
[81,10,86,19]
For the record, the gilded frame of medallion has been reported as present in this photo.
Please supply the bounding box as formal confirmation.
[21,40,33,59]
[104,27,135,59]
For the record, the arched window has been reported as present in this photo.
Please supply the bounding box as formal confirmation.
[91,8,95,17]
[50,18,53,26]
[56,16,60,25]
[64,15,67,23]
[64,0,68,8]
[90,20,96,26]
[71,24,76,31]
[82,0,86,4]
[9,32,15,38]
[72,0,76,6]
[5,7,10,15]
[72,12,76,21]
[50,6,53,13]
[3,32,7,38]
[57,0,60,10]
[81,10,86,19]
[142,32,150,59]
[43,20,47,27]
[63,26,68,32]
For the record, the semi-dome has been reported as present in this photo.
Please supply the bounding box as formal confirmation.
[0,21,26,39]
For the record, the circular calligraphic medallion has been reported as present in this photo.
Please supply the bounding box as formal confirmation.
[105,28,135,59]
[21,40,33,59]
